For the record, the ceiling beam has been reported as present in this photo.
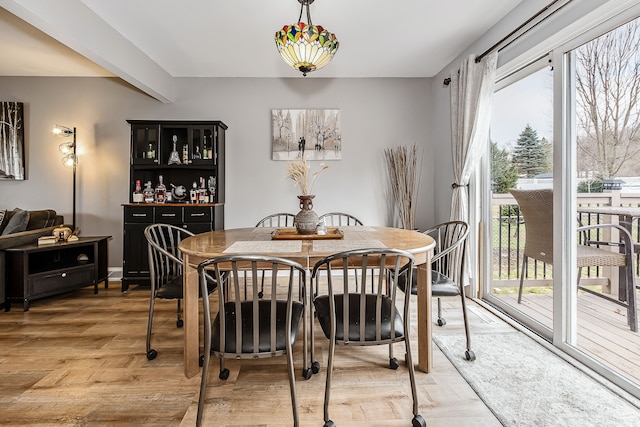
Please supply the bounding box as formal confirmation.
[0,0,175,102]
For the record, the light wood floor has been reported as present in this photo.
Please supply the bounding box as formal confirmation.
[0,282,504,426]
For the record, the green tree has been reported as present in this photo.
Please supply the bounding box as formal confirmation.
[512,124,550,178]
[491,141,518,193]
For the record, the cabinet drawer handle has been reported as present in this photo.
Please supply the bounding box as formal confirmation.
[190,213,205,217]
[132,213,148,217]
[161,213,177,217]
[61,272,67,278]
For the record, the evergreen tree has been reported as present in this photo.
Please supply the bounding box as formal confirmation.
[512,124,550,177]
[490,141,518,193]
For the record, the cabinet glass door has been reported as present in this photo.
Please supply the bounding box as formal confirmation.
[132,125,159,165]
[191,126,215,166]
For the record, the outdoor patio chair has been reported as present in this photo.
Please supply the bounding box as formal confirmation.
[510,189,637,332]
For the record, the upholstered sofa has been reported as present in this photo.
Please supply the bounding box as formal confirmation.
[0,209,64,306]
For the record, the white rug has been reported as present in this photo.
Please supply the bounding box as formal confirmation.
[433,331,640,427]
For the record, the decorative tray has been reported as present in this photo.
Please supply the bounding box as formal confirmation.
[271,227,344,240]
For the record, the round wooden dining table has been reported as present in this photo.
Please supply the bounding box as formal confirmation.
[178,226,435,378]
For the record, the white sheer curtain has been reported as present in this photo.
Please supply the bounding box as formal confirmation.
[449,52,498,224]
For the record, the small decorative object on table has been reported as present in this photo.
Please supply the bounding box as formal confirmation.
[286,157,329,235]
[53,226,72,242]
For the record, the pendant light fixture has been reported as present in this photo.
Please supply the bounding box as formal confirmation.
[274,0,339,76]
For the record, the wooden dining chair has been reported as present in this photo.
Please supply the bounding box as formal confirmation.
[310,248,426,427]
[196,254,308,427]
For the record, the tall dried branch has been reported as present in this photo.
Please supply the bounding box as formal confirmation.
[385,144,419,230]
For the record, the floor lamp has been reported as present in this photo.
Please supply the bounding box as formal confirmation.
[53,125,77,230]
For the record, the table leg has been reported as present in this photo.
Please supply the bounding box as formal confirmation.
[183,254,200,378]
[416,262,432,373]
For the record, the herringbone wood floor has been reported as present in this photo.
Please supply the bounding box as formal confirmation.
[0,282,501,426]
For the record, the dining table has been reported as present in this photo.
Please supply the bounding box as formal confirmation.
[178,226,436,378]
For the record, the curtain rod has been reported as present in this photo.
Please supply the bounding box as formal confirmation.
[443,0,572,86]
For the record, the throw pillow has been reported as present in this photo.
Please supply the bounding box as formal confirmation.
[1,208,30,235]
[0,208,6,234]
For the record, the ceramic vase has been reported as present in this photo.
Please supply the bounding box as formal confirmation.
[295,195,319,235]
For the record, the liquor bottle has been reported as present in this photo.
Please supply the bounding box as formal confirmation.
[202,135,209,159]
[143,181,155,203]
[132,179,144,203]
[190,181,198,204]
[167,135,181,165]
[207,176,216,202]
[198,177,207,204]
[147,143,155,161]
[192,145,202,160]
[154,175,167,204]
[182,144,189,164]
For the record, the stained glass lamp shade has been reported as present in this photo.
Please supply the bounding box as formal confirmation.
[275,0,339,76]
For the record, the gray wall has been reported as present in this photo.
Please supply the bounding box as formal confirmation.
[0,76,434,272]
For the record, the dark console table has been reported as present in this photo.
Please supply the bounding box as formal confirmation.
[4,236,110,311]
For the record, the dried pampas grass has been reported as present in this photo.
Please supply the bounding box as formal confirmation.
[287,157,329,195]
[385,144,420,230]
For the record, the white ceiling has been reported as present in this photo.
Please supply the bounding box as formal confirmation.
[0,0,522,99]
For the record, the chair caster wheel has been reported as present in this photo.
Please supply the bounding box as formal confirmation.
[465,350,476,361]
[311,361,320,374]
[258,291,264,298]
[323,420,335,427]
[302,368,312,379]
[412,414,426,427]
[177,319,184,328]
[389,357,399,370]
[219,368,230,380]
[146,349,157,360]
[437,318,446,326]
[199,355,205,367]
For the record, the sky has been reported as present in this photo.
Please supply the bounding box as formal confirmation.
[490,66,553,150]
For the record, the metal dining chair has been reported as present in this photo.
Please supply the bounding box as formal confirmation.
[196,254,308,427]
[310,248,426,427]
[144,223,217,361]
[318,212,363,227]
[395,221,474,361]
[255,212,296,227]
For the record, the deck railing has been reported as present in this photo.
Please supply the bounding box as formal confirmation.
[491,190,640,290]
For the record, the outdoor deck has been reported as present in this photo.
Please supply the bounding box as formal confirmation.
[490,290,640,384]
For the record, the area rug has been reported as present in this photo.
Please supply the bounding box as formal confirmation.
[433,331,640,426]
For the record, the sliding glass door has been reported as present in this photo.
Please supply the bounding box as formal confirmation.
[483,60,555,339]
[481,9,640,398]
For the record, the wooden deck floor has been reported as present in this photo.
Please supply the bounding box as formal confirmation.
[493,289,640,384]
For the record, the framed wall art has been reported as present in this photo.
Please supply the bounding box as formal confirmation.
[272,109,341,161]
[0,102,25,180]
